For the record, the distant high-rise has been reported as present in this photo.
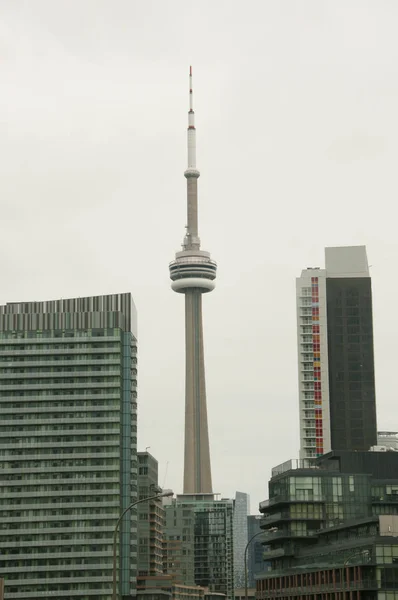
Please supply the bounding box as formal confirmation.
[163,501,195,585]
[296,246,377,458]
[233,492,250,589]
[0,294,137,600]
[137,451,165,577]
[169,67,217,494]
[164,496,234,599]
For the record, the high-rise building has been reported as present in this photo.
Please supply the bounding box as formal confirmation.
[137,451,165,577]
[233,492,250,589]
[169,67,217,495]
[0,294,138,600]
[296,246,377,459]
[164,496,234,599]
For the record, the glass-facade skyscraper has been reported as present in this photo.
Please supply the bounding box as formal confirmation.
[0,294,137,600]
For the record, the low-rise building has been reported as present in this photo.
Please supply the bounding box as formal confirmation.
[137,574,205,600]
[256,451,398,600]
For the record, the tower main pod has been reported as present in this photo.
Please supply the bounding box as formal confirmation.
[169,68,217,494]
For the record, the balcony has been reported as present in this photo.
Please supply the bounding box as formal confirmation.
[261,512,284,526]
[270,459,318,478]
[263,545,294,559]
[265,529,318,542]
[261,512,323,526]
[260,495,324,511]
[372,495,398,504]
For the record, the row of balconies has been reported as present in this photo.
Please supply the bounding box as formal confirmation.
[0,439,120,448]
[0,335,121,345]
[0,391,122,403]
[1,404,121,415]
[0,357,122,369]
[0,345,121,356]
[0,381,123,390]
[0,370,129,381]
[1,417,121,428]
[258,580,378,596]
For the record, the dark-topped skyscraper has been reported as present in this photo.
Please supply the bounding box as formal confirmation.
[169,68,217,495]
[296,246,377,458]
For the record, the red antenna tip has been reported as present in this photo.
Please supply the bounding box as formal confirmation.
[190,66,192,76]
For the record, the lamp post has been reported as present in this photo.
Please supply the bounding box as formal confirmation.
[342,550,370,591]
[343,549,370,566]
[244,527,278,600]
[112,488,173,600]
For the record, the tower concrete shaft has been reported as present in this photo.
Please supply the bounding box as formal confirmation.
[169,67,217,494]
[184,291,212,493]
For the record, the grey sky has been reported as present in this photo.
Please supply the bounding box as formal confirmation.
[1,0,398,511]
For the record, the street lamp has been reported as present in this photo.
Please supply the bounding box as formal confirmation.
[244,527,278,600]
[112,488,174,600]
[343,549,370,567]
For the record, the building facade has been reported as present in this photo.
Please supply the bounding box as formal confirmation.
[233,492,249,589]
[163,500,196,584]
[137,574,205,600]
[257,451,398,600]
[247,516,269,588]
[164,496,234,599]
[296,246,377,459]
[137,452,165,576]
[0,294,138,600]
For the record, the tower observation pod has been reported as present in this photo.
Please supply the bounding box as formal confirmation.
[169,68,217,495]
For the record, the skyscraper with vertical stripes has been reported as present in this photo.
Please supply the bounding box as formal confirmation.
[296,246,377,459]
[0,293,137,600]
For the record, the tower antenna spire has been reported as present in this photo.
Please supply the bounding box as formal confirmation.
[186,66,198,175]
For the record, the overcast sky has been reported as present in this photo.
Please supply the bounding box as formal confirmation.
[2,0,398,512]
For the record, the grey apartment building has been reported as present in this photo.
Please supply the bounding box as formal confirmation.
[0,294,138,600]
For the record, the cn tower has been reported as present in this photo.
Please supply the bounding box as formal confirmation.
[169,68,217,495]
